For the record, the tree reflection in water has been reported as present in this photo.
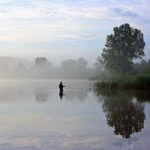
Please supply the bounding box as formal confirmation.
[35,90,50,103]
[94,88,145,138]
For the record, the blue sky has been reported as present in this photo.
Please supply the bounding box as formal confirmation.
[0,0,149,66]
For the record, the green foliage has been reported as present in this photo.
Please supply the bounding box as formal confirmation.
[144,68,150,74]
[134,59,150,75]
[100,23,145,75]
[113,75,150,90]
[94,75,150,90]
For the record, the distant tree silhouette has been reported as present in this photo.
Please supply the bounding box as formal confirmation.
[134,59,150,75]
[35,57,48,66]
[60,57,89,79]
[31,57,53,79]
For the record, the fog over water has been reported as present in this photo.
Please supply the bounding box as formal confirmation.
[0,56,102,79]
[0,80,150,150]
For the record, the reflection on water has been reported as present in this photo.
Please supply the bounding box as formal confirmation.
[59,91,64,99]
[0,80,150,150]
[94,89,145,138]
[35,90,50,102]
[0,80,88,102]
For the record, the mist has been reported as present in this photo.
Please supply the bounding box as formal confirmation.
[0,56,100,79]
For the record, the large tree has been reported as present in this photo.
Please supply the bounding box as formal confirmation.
[100,23,145,75]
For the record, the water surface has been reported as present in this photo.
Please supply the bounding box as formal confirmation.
[0,80,150,150]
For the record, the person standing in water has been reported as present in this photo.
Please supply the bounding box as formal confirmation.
[59,82,65,94]
[59,82,65,99]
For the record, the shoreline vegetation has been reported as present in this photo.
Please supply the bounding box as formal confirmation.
[93,23,149,91]
[92,75,150,90]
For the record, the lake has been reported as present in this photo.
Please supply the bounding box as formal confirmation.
[0,80,150,150]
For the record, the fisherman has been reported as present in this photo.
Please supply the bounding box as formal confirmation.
[59,81,65,94]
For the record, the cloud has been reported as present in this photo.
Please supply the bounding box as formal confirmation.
[0,0,114,42]
[112,8,138,18]
[0,0,149,62]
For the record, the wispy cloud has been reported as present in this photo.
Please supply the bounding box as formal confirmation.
[0,0,149,62]
[0,0,149,42]
[112,8,138,18]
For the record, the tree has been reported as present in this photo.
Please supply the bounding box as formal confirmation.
[60,58,89,79]
[100,23,145,75]
[35,57,48,66]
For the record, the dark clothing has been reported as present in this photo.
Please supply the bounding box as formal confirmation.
[59,82,65,93]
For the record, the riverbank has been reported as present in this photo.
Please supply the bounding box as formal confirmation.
[94,75,150,90]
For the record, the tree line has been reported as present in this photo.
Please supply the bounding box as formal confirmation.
[0,57,98,79]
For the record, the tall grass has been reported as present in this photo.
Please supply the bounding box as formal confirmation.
[95,75,150,90]
[112,75,150,90]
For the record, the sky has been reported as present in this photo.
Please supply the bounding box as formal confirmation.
[0,0,149,66]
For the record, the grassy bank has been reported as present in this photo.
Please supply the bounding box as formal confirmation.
[95,75,150,90]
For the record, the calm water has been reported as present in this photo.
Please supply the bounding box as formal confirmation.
[0,80,150,150]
